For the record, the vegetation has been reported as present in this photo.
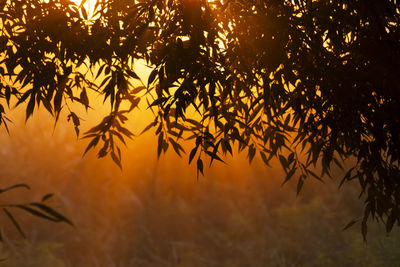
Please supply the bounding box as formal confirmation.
[1,120,400,266]
[1,0,400,238]
[0,184,72,242]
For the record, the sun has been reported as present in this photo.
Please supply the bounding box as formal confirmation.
[70,0,87,5]
[70,0,97,20]
[70,0,94,10]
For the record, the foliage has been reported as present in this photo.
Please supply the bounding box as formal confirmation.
[1,0,400,237]
[0,184,72,242]
[1,121,400,266]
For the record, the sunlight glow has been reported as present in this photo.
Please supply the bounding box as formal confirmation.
[71,0,88,6]
[71,0,96,19]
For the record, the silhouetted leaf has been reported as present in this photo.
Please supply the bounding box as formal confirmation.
[111,151,122,170]
[83,136,100,155]
[0,184,30,194]
[41,193,54,202]
[189,146,198,164]
[16,205,59,222]
[248,145,256,164]
[343,219,360,231]
[197,158,204,175]
[29,203,73,225]
[297,176,304,195]
[3,208,25,238]
[141,121,157,134]
[260,151,271,166]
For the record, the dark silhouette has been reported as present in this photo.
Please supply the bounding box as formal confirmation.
[1,0,400,238]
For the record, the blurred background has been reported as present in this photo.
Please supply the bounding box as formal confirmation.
[0,105,400,267]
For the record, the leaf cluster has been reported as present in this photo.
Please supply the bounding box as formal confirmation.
[1,0,400,238]
[0,184,72,242]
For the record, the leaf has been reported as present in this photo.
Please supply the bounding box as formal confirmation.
[80,88,89,110]
[260,151,271,166]
[224,140,233,156]
[343,219,359,231]
[29,203,73,225]
[362,218,368,242]
[3,208,25,238]
[189,146,198,164]
[186,119,203,129]
[386,210,397,233]
[126,69,140,80]
[284,113,291,126]
[118,126,134,138]
[248,145,256,163]
[95,64,106,80]
[339,167,355,189]
[79,0,87,8]
[197,158,204,175]
[169,137,185,156]
[157,132,164,158]
[149,97,168,108]
[70,112,80,127]
[5,86,11,106]
[284,167,296,183]
[54,87,64,115]
[279,155,288,171]
[16,89,33,106]
[42,97,53,115]
[307,169,324,182]
[81,5,88,19]
[16,205,59,222]
[296,176,304,195]
[131,86,147,94]
[97,143,108,158]
[205,150,224,164]
[333,157,344,170]
[83,136,100,155]
[111,151,122,169]
[41,193,54,202]
[26,93,35,120]
[73,124,80,138]
[140,121,157,134]
[148,68,158,87]
[0,184,30,194]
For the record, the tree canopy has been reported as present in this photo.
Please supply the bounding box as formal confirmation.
[1,0,400,237]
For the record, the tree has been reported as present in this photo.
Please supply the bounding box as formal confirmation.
[1,0,399,238]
